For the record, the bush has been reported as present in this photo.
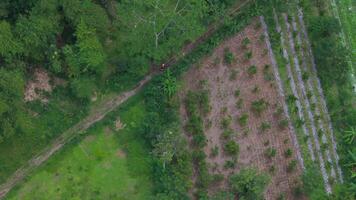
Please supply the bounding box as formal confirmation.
[242,37,250,48]
[234,89,240,97]
[221,116,232,129]
[211,146,219,157]
[260,121,271,132]
[278,119,288,129]
[251,99,269,115]
[238,113,249,126]
[224,140,239,156]
[222,128,235,139]
[284,148,292,158]
[247,65,257,76]
[224,48,234,64]
[244,51,253,60]
[236,99,243,109]
[287,160,297,172]
[265,147,276,158]
[229,69,238,80]
[224,159,236,169]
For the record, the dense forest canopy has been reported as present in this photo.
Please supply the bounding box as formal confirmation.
[0,0,236,143]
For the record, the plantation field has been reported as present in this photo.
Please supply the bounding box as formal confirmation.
[180,18,303,200]
[5,100,154,200]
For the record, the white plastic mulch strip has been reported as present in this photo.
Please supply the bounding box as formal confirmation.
[297,9,344,183]
[291,15,338,179]
[259,15,305,169]
[278,13,331,194]
[273,10,316,163]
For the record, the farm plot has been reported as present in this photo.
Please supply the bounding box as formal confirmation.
[272,9,344,193]
[179,19,303,200]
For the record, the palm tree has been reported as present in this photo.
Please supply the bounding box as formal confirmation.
[343,126,356,144]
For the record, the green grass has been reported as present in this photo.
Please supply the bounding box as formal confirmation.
[6,100,154,200]
[337,0,356,71]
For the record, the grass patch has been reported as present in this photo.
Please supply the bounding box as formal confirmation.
[6,101,154,200]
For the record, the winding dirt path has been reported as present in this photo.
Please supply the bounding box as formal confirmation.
[0,1,251,198]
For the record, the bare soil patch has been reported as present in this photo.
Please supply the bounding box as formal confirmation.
[114,118,126,131]
[180,19,303,200]
[24,68,52,103]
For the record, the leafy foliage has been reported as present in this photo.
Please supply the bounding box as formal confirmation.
[229,168,270,200]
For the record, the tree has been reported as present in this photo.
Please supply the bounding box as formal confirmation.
[153,130,183,169]
[117,0,207,61]
[75,19,106,73]
[0,21,21,58]
[60,0,110,37]
[70,77,96,100]
[229,168,270,200]
[162,69,177,101]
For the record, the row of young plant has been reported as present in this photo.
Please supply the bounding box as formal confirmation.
[276,10,345,193]
[262,0,354,199]
[261,3,333,200]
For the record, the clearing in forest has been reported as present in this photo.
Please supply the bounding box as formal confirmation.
[180,18,303,200]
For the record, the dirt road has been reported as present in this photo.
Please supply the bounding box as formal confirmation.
[0,1,251,198]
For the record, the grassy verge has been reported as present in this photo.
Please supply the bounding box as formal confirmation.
[5,95,154,200]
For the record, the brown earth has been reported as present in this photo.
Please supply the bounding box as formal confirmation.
[24,68,52,103]
[180,19,303,200]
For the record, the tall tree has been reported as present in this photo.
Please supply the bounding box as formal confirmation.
[118,0,207,61]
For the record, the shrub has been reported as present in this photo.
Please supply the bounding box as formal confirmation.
[222,128,235,140]
[229,168,270,200]
[234,89,240,97]
[251,85,259,93]
[277,193,286,200]
[221,116,232,129]
[269,165,276,174]
[251,99,269,115]
[274,106,283,117]
[238,113,249,126]
[211,146,219,157]
[244,51,252,60]
[260,121,271,132]
[236,99,243,109]
[284,148,292,158]
[193,133,207,148]
[242,37,250,48]
[247,65,257,76]
[265,147,276,158]
[224,48,234,64]
[287,160,297,172]
[224,140,239,156]
[224,159,236,169]
[210,173,224,184]
[229,69,238,80]
[278,119,289,129]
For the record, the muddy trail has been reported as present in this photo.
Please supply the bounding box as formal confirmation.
[0,1,251,198]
